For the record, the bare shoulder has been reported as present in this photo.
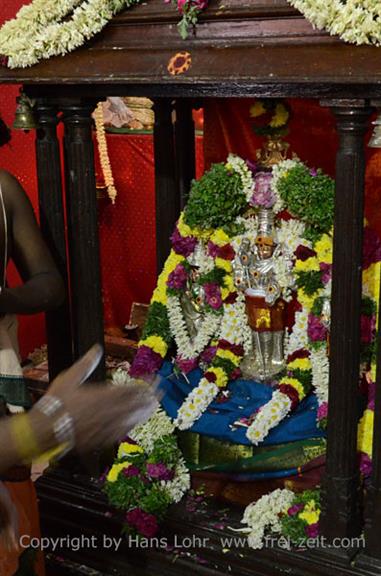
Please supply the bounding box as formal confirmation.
[0,169,33,214]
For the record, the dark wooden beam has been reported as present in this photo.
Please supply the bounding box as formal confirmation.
[319,100,372,541]
[153,98,180,273]
[62,100,105,380]
[35,102,73,380]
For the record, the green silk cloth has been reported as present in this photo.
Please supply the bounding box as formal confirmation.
[177,431,326,473]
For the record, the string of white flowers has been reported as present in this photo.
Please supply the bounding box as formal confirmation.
[219,293,252,352]
[129,407,175,452]
[1,0,142,69]
[246,390,292,445]
[0,0,83,53]
[94,102,118,204]
[167,295,221,360]
[288,0,381,46]
[276,218,310,254]
[162,458,191,502]
[310,347,329,405]
[233,488,295,549]
[226,154,254,203]
[174,377,219,430]
[285,309,309,356]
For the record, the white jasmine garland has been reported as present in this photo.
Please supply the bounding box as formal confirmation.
[167,295,220,359]
[237,488,295,549]
[288,0,381,47]
[162,458,191,502]
[246,390,292,444]
[129,407,175,452]
[276,218,310,254]
[285,308,309,356]
[310,347,329,405]
[174,377,219,430]
[1,0,142,69]
[226,154,254,203]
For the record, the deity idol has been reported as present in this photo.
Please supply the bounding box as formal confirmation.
[233,208,293,381]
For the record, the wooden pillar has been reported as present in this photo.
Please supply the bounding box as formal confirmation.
[153,98,180,273]
[174,99,196,209]
[320,101,372,541]
[62,101,105,381]
[35,101,73,380]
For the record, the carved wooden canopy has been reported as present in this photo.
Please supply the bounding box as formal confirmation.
[0,0,381,99]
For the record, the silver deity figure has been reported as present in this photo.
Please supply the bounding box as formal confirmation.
[233,208,292,381]
[180,243,206,338]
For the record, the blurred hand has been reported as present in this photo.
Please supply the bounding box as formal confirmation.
[35,344,159,453]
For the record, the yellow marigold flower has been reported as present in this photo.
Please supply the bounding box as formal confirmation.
[211,229,231,247]
[118,442,144,458]
[152,283,167,305]
[314,234,332,264]
[363,262,381,309]
[107,462,130,483]
[297,290,316,312]
[269,103,289,128]
[288,357,311,371]
[279,377,305,400]
[216,348,241,366]
[299,501,320,525]
[250,101,266,118]
[208,367,228,388]
[140,335,168,358]
[295,256,320,273]
[215,258,232,273]
[177,212,194,238]
[358,408,374,457]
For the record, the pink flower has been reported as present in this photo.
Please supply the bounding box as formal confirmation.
[146,463,174,481]
[305,523,319,539]
[287,503,304,516]
[200,346,217,364]
[360,453,372,477]
[167,264,188,290]
[361,314,376,344]
[250,172,276,208]
[317,402,328,421]
[204,283,222,309]
[319,262,332,285]
[123,465,140,478]
[176,355,198,374]
[130,346,163,377]
[307,314,328,342]
[126,508,159,538]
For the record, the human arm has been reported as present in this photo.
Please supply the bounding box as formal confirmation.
[0,170,64,315]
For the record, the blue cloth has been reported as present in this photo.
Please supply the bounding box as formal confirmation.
[159,361,325,446]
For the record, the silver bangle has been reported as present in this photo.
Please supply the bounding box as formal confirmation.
[36,394,76,457]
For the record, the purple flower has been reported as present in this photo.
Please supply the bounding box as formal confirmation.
[171,226,197,257]
[307,314,328,342]
[317,402,328,421]
[200,346,217,364]
[363,226,381,270]
[309,168,318,177]
[305,523,319,539]
[146,463,174,481]
[288,503,304,516]
[123,465,140,478]
[167,264,188,290]
[360,453,372,478]
[130,345,163,377]
[319,262,332,285]
[204,283,222,309]
[246,159,257,174]
[367,380,376,410]
[361,314,376,345]
[176,355,198,374]
[250,172,276,208]
[126,508,159,538]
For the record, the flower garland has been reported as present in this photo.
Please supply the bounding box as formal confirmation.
[94,102,118,204]
[239,488,321,549]
[250,100,291,137]
[0,0,210,69]
[288,1,381,47]
[103,408,190,537]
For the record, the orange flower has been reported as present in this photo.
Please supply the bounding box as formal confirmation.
[167,51,192,76]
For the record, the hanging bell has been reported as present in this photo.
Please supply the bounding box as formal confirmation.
[13,91,37,131]
[368,113,381,148]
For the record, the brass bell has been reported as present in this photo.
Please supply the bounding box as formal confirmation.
[368,113,381,148]
[13,91,37,131]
